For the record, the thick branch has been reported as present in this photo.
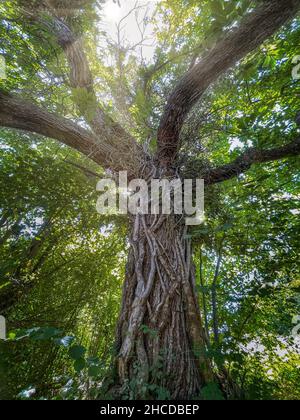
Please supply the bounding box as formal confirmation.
[17,1,144,174]
[203,139,300,185]
[41,3,113,135]
[158,0,300,165]
[0,90,132,173]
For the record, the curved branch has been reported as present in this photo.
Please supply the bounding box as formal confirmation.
[0,90,134,173]
[203,139,300,185]
[16,1,144,174]
[157,0,300,166]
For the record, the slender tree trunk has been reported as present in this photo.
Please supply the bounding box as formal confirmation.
[199,249,209,338]
[212,250,223,347]
[115,214,214,399]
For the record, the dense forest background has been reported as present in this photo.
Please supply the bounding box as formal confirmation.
[0,0,300,400]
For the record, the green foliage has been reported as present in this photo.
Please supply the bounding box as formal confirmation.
[0,0,299,401]
[0,132,126,400]
[4,325,112,399]
[120,354,171,401]
[201,383,225,401]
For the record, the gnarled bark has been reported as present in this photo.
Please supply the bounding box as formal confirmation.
[115,213,213,399]
[0,90,144,177]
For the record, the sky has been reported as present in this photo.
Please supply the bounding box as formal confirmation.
[101,0,159,62]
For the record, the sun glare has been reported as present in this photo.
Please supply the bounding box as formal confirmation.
[102,0,158,62]
[103,1,122,23]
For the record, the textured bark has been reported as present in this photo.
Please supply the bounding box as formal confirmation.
[0,90,143,176]
[115,214,214,399]
[36,5,132,139]
[157,0,300,165]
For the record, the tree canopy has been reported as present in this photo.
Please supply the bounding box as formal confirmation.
[0,0,299,400]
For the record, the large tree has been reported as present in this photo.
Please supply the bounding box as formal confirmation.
[1,0,300,399]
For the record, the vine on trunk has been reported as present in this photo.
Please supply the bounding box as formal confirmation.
[115,206,214,399]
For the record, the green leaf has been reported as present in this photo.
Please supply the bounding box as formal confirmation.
[74,358,86,373]
[201,383,225,401]
[88,365,102,378]
[69,345,86,360]
[262,55,272,69]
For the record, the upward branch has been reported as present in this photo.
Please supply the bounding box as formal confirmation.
[157,0,300,166]
[39,1,124,139]
[43,10,145,172]
[0,1,145,176]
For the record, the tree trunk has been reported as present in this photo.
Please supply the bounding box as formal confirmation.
[115,214,214,400]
